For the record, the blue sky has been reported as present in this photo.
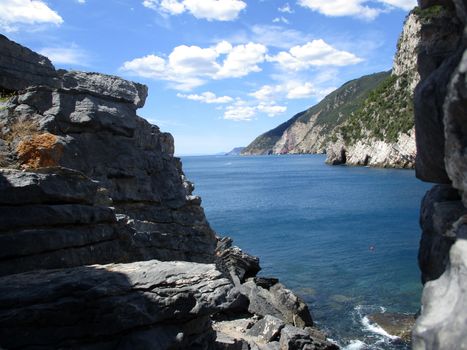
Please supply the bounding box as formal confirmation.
[1,0,416,155]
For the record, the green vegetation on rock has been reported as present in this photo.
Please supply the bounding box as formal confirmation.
[242,71,390,155]
[335,73,414,144]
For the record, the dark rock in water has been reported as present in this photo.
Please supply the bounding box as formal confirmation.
[368,313,416,341]
[0,260,238,349]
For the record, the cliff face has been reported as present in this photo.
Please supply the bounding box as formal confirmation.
[242,72,390,156]
[0,35,337,350]
[324,9,424,168]
[411,0,467,348]
[242,8,432,169]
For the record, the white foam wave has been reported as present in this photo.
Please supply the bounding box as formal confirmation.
[361,316,399,340]
[343,339,368,350]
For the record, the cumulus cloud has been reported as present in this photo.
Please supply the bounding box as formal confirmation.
[177,91,233,104]
[224,99,287,121]
[250,81,316,101]
[121,41,267,90]
[143,0,246,21]
[298,0,416,20]
[0,0,63,32]
[268,40,362,70]
[39,45,89,66]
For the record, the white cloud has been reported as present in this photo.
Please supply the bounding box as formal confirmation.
[121,41,267,90]
[273,17,289,24]
[224,99,287,121]
[0,0,63,32]
[286,82,314,99]
[177,91,233,104]
[216,43,267,78]
[378,0,416,11]
[143,0,246,21]
[278,3,294,13]
[298,0,415,20]
[77,0,86,3]
[250,81,316,101]
[257,103,287,117]
[268,40,362,70]
[39,45,89,66]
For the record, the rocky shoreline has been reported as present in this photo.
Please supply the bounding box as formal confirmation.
[0,34,337,349]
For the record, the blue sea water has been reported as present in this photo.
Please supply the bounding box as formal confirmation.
[181,154,432,349]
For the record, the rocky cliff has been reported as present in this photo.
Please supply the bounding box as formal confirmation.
[241,72,389,156]
[242,7,428,169]
[411,0,467,348]
[0,34,338,350]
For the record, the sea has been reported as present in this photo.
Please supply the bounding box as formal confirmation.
[181,154,432,350]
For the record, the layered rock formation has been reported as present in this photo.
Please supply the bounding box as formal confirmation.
[412,0,467,348]
[0,34,336,349]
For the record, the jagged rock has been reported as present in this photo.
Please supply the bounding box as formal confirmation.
[216,237,261,284]
[413,0,467,348]
[0,34,59,91]
[325,128,416,168]
[413,237,467,349]
[241,279,313,328]
[247,315,285,343]
[0,260,238,349]
[414,3,463,183]
[0,36,218,265]
[444,50,467,206]
[59,70,148,108]
[0,167,99,205]
[279,325,338,350]
[418,184,467,283]
[215,333,250,350]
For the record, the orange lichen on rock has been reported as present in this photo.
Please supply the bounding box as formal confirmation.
[16,133,64,169]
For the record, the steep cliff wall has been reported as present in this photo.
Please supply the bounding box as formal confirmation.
[411,0,467,348]
[0,35,337,350]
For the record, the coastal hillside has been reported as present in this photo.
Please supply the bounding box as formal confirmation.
[242,7,431,168]
[241,71,390,155]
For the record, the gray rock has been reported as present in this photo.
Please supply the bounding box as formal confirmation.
[0,34,59,91]
[241,280,313,328]
[413,237,467,350]
[444,50,467,207]
[279,325,338,350]
[216,238,261,284]
[414,3,463,183]
[418,184,467,283]
[0,168,99,205]
[215,333,250,350]
[0,259,238,349]
[59,70,148,108]
[247,315,285,343]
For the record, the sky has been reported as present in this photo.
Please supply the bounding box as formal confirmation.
[1,0,416,155]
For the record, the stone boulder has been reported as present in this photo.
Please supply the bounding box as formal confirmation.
[0,260,238,349]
